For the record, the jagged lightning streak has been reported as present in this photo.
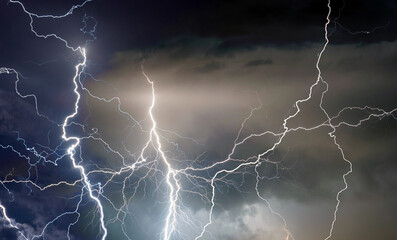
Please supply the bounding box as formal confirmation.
[141,68,180,240]
[0,202,17,229]
[319,2,353,240]
[61,47,107,240]
[193,0,350,239]
[1,0,395,239]
[0,1,108,239]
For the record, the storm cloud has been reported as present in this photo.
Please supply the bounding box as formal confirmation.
[1,0,397,239]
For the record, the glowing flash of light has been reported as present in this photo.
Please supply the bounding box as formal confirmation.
[141,68,181,240]
[61,47,108,240]
[4,1,109,239]
[0,202,18,229]
[1,0,394,239]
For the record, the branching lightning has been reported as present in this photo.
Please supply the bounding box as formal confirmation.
[0,0,396,239]
[1,1,107,239]
[140,69,180,240]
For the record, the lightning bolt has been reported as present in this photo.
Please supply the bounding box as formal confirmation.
[192,1,377,240]
[61,47,108,240]
[140,68,180,240]
[1,1,108,239]
[1,0,396,239]
[0,203,18,229]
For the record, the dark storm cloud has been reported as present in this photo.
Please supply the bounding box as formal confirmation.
[0,220,19,240]
[194,61,224,73]
[244,58,274,67]
[18,0,389,67]
[1,0,397,239]
[0,181,91,239]
[1,0,396,68]
[0,90,42,134]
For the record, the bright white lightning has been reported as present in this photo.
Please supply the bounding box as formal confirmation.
[0,0,396,239]
[0,203,17,229]
[61,47,108,240]
[141,69,180,240]
[1,1,108,239]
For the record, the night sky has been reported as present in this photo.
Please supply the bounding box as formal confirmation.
[0,0,397,239]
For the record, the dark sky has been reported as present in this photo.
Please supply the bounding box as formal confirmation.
[0,0,397,240]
